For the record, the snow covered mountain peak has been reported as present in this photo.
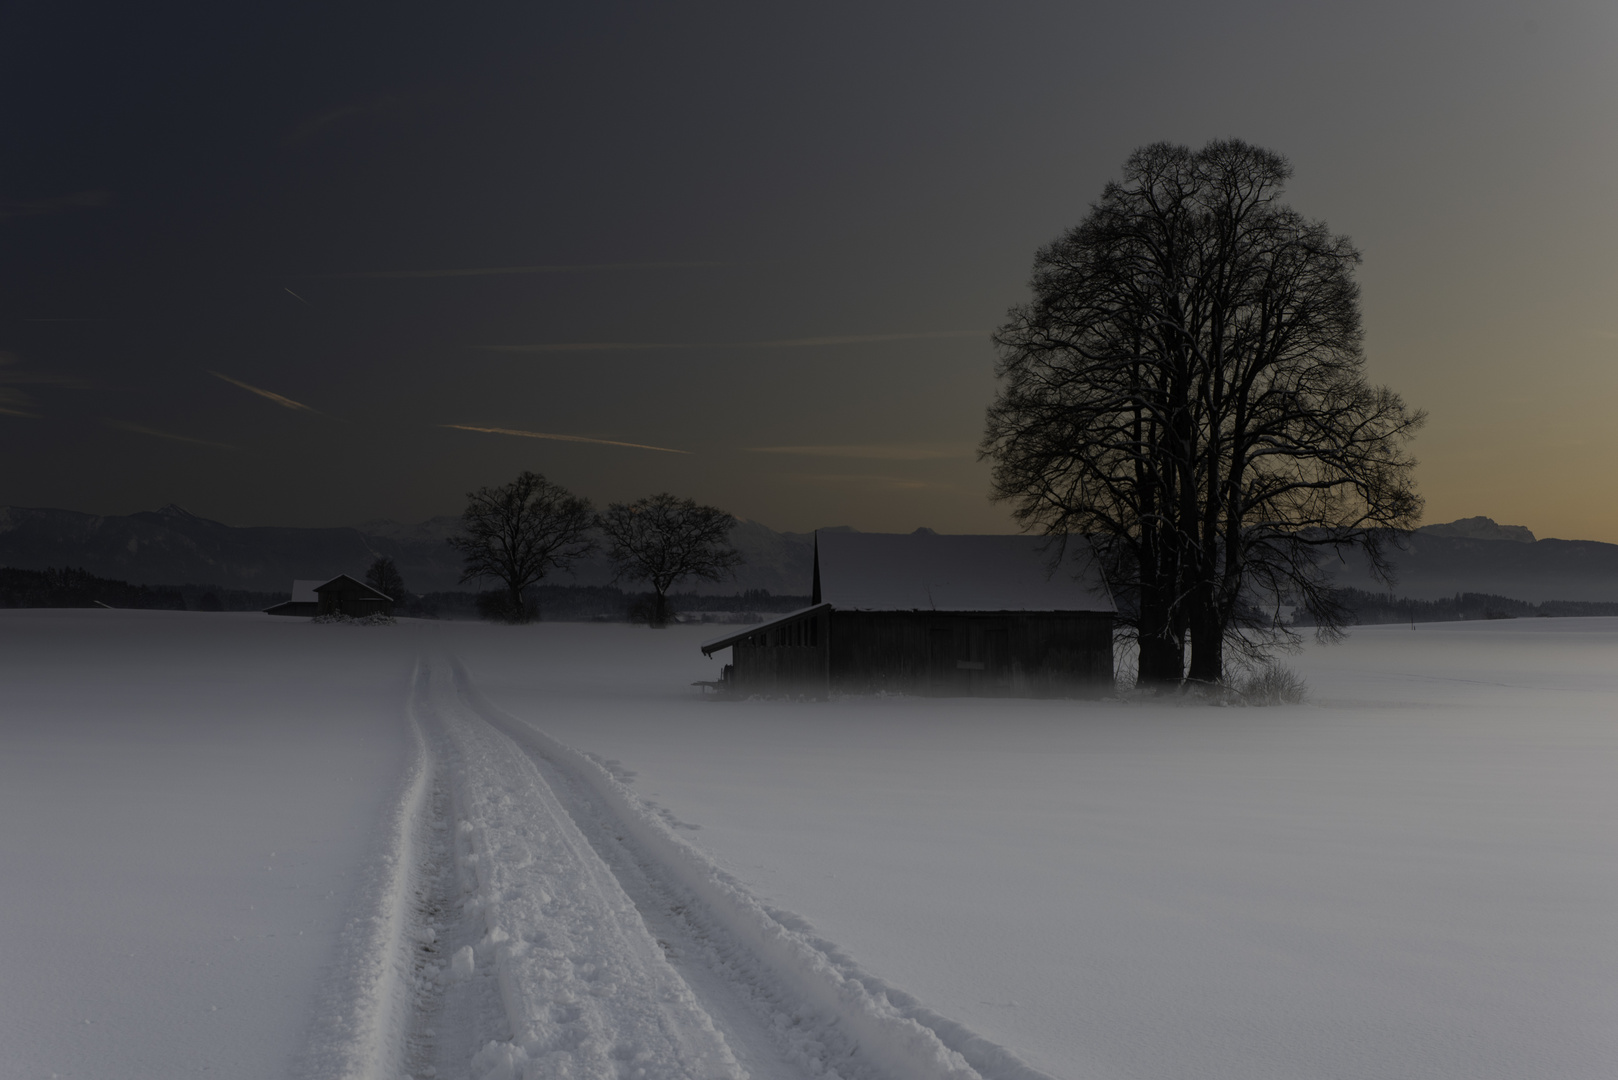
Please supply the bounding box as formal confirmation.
[1419,516,1536,543]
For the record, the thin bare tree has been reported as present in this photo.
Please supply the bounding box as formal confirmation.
[447,471,596,622]
[364,556,406,601]
[598,493,742,627]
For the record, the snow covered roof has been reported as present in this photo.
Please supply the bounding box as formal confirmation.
[701,604,830,656]
[314,574,392,601]
[289,579,323,603]
[813,531,1113,613]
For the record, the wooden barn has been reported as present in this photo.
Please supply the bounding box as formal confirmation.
[265,575,393,617]
[700,531,1114,698]
[314,574,393,617]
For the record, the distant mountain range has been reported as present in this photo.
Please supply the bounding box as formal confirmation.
[1322,516,1618,603]
[2,506,1616,604]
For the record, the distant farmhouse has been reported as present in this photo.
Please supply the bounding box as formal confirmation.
[264,575,393,618]
[701,531,1114,698]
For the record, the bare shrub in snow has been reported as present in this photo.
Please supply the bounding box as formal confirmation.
[312,612,396,626]
[1234,663,1308,706]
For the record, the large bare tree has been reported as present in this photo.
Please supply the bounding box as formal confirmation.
[447,471,596,622]
[598,493,742,627]
[984,140,1424,686]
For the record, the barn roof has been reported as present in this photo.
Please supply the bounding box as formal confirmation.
[701,603,829,656]
[813,531,1113,613]
[314,573,392,601]
[289,579,323,603]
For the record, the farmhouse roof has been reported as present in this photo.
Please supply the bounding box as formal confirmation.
[813,531,1113,613]
[314,573,392,602]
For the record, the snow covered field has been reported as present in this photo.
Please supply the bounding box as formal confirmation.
[3,611,1615,1079]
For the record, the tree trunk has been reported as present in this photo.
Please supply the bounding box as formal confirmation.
[1186,604,1224,684]
[651,588,669,628]
[1137,632,1184,685]
[507,582,526,623]
[1135,582,1185,686]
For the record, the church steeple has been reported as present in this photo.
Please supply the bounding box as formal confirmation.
[811,531,821,605]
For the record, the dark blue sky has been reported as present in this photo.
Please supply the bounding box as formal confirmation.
[3,1,1614,537]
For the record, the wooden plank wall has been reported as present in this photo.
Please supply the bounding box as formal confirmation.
[731,607,831,698]
[829,611,1112,698]
[316,586,392,618]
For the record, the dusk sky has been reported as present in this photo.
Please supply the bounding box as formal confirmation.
[3,1,1615,539]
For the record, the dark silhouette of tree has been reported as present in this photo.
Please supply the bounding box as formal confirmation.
[984,139,1424,686]
[365,556,406,602]
[598,493,743,627]
[447,471,596,623]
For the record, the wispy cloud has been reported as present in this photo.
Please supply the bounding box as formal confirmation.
[0,190,113,220]
[476,330,983,353]
[209,371,320,414]
[748,442,974,461]
[439,424,689,454]
[793,473,950,491]
[481,341,697,353]
[108,421,236,451]
[312,262,728,280]
[0,351,91,416]
[283,94,407,145]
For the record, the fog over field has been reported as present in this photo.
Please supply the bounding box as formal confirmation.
[3,611,1613,1079]
[6,3,1617,1078]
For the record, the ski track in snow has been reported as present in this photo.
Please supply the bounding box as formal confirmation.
[306,652,1062,1080]
[298,660,435,1080]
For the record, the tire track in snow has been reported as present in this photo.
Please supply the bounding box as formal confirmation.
[449,657,1061,1080]
[508,734,837,1080]
[418,655,747,1079]
[298,659,435,1080]
[397,655,634,1080]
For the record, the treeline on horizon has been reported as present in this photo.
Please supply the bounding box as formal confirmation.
[0,566,808,622]
[9,566,1618,627]
[1300,587,1618,625]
